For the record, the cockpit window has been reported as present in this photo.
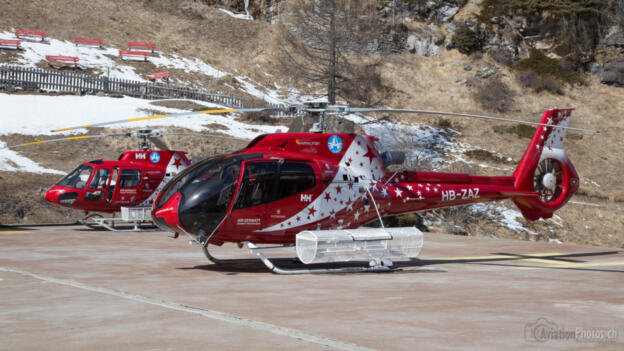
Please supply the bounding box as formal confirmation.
[89,169,110,189]
[157,154,259,209]
[234,162,278,209]
[57,165,93,189]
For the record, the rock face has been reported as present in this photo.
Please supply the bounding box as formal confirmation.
[405,23,445,56]
[593,58,624,86]
[405,0,467,23]
[407,35,441,56]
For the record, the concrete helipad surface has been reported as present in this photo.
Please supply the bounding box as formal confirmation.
[0,226,622,350]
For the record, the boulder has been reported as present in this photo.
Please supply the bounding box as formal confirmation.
[406,35,441,56]
[476,66,498,79]
[605,26,624,48]
[594,58,624,86]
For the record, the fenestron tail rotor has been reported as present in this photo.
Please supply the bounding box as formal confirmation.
[533,158,563,203]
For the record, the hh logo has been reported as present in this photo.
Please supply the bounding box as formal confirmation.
[300,194,312,202]
[135,153,147,160]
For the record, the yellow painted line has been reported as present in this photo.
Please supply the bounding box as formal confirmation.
[517,261,624,270]
[517,258,572,265]
[0,230,30,234]
[67,136,90,140]
[433,253,564,261]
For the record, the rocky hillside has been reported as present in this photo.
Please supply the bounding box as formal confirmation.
[0,0,622,248]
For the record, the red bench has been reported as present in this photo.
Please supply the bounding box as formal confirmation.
[15,29,46,42]
[119,50,149,61]
[0,39,21,50]
[149,71,170,81]
[74,37,104,48]
[127,41,156,53]
[46,55,79,67]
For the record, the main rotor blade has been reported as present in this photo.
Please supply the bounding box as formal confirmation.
[50,107,287,133]
[1,133,129,150]
[347,108,599,133]
[157,132,247,140]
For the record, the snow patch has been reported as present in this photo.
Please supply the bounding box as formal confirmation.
[0,141,64,174]
[0,31,226,83]
[219,9,253,20]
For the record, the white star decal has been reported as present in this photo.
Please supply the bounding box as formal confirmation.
[394,188,403,197]
[354,211,360,220]
[407,185,413,191]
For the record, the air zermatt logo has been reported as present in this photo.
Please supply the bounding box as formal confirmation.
[150,152,160,163]
[327,135,343,154]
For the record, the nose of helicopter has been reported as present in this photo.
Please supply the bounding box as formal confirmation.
[152,192,184,234]
[44,186,78,207]
[44,187,61,203]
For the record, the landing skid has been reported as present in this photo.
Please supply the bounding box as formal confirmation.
[201,241,398,274]
[80,213,157,232]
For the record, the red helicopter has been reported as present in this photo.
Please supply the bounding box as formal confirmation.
[49,103,596,272]
[4,129,196,230]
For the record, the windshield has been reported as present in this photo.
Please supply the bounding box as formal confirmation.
[177,157,244,235]
[157,157,223,209]
[57,165,93,189]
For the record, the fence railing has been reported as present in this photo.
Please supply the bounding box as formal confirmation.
[0,65,246,108]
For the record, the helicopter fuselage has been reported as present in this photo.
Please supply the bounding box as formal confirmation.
[152,123,579,245]
[44,150,190,213]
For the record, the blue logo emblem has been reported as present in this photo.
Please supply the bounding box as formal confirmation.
[327,135,343,154]
[150,152,160,163]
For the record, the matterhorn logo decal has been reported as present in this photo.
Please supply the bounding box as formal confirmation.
[327,135,343,154]
[150,152,160,163]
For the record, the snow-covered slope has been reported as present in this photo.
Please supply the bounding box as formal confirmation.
[0,93,284,138]
[0,31,226,82]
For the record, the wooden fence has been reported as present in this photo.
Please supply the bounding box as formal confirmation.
[0,65,245,108]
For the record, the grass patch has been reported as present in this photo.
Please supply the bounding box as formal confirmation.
[492,124,535,139]
[515,49,585,86]
[472,76,515,113]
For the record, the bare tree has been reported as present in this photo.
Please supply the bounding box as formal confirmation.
[277,0,383,105]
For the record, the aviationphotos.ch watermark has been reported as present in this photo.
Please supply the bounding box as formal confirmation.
[525,318,619,343]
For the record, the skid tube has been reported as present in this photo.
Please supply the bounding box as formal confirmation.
[201,239,397,274]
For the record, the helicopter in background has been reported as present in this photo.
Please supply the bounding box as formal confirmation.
[50,102,597,272]
[4,129,195,230]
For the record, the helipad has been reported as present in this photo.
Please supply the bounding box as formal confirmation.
[0,226,622,350]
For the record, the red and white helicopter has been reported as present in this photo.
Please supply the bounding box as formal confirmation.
[49,103,596,273]
[3,129,213,230]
